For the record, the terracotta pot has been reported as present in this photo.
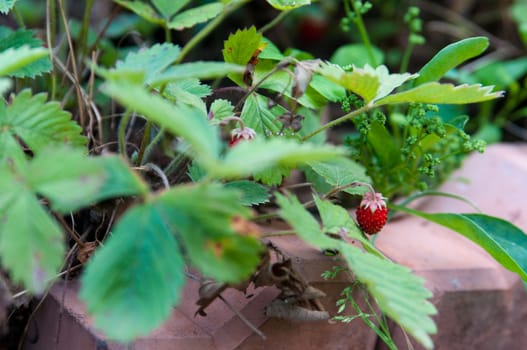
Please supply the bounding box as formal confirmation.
[23,144,527,350]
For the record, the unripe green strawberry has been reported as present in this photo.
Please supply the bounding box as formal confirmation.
[356,191,388,234]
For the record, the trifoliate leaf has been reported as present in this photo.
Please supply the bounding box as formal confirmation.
[157,184,263,282]
[168,2,224,30]
[0,28,51,78]
[80,203,185,342]
[375,82,504,106]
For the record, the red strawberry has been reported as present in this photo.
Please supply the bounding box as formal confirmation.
[356,191,388,234]
[229,127,256,148]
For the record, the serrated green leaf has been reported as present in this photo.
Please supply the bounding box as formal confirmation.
[211,138,346,179]
[318,64,418,104]
[0,46,48,77]
[29,147,147,213]
[101,80,220,166]
[330,43,384,68]
[0,28,51,78]
[80,203,185,342]
[309,74,346,103]
[223,26,263,65]
[415,37,489,86]
[308,157,371,195]
[114,0,164,25]
[275,193,336,249]
[150,61,244,86]
[0,90,87,155]
[252,164,291,186]
[224,180,270,205]
[168,2,224,30]
[0,188,64,294]
[210,98,234,120]
[169,78,211,98]
[340,244,437,349]
[394,206,527,281]
[240,93,282,134]
[116,43,181,84]
[152,0,188,18]
[266,0,310,10]
[0,0,17,14]
[157,184,263,282]
[375,82,504,106]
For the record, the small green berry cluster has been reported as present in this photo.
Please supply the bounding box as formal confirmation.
[404,6,425,46]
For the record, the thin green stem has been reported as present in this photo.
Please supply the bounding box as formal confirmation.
[175,1,247,64]
[11,5,25,28]
[141,127,165,166]
[349,0,377,66]
[399,42,415,73]
[118,109,132,157]
[259,9,291,33]
[301,104,371,142]
[46,0,57,100]
[78,0,95,65]
[164,25,172,42]
[349,297,397,350]
[135,121,152,166]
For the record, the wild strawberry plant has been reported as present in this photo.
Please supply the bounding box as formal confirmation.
[0,1,527,349]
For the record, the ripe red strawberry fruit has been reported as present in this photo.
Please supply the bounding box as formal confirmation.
[356,191,388,235]
[229,127,256,147]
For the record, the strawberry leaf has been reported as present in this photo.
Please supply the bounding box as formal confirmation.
[0,45,47,77]
[80,202,185,342]
[266,0,311,10]
[224,180,270,206]
[0,28,51,78]
[223,26,263,65]
[114,0,164,25]
[308,157,371,195]
[0,0,17,14]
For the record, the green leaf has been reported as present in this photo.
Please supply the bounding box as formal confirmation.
[152,0,188,18]
[266,0,311,10]
[415,37,489,86]
[375,82,504,106]
[394,206,527,281]
[169,78,211,98]
[240,93,282,134]
[0,28,52,78]
[0,185,65,294]
[168,2,224,30]
[114,0,164,25]
[309,74,346,103]
[210,98,234,120]
[29,147,147,213]
[318,63,417,105]
[0,0,17,14]
[366,121,401,167]
[275,193,336,249]
[224,180,270,205]
[157,184,263,282]
[252,164,291,186]
[340,245,437,349]
[150,61,244,86]
[0,46,48,77]
[223,26,263,65]
[308,157,371,195]
[115,43,181,84]
[211,138,346,179]
[330,44,384,68]
[0,90,87,155]
[101,80,220,167]
[80,203,185,342]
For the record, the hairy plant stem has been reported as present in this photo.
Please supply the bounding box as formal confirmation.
[175,0,248,64]
[348,0,377,66]
[11,5,25,28]
[300,104,370,142]
[136,121,152,166]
